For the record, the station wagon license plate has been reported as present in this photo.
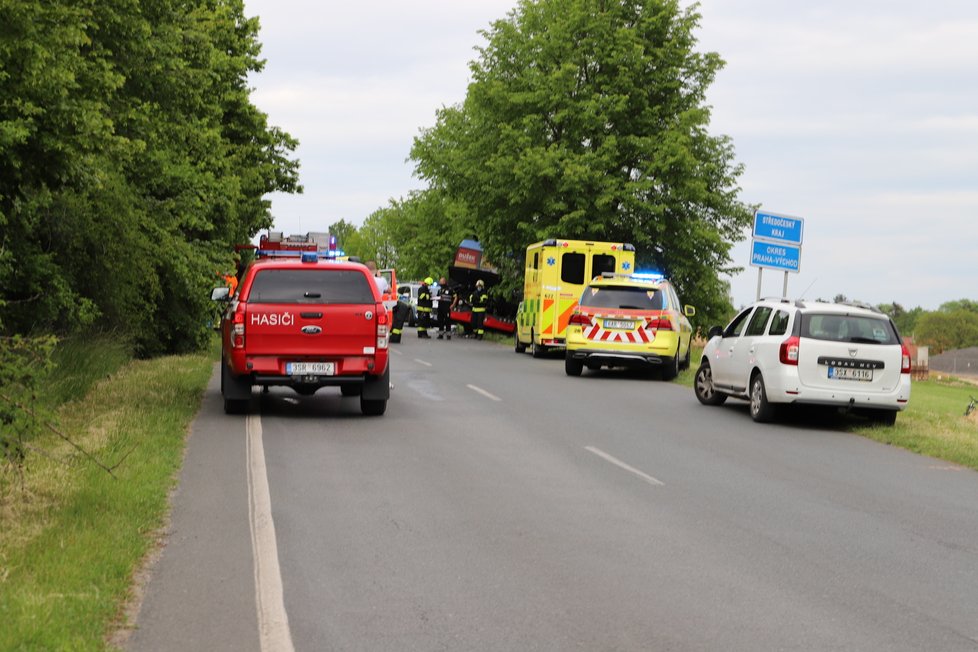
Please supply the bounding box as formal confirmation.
[603,319,634,330]
[828,367,872,382]
[286,362,335,376]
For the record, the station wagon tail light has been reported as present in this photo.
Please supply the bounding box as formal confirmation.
[779,336,800,365]
[376,303,389,349]
[901,344,911,374]
[569,312,592,327]
[232,306,246,349]
[646,315,674,331]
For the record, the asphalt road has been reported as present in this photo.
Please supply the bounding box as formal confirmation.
[129,334,978,651]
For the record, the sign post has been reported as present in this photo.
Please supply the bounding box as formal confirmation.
[750,210,804,299]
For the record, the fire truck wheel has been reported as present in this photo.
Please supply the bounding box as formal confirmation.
[565,356,583,377]
[360,396,387,416]
[224,398,249,414]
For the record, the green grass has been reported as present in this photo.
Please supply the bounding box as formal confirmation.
[0,338,217,651]
[39,333,134,410]
[855,377,978,470]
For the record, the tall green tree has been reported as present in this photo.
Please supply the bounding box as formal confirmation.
[411,0,752,325]
[0,0,300,355]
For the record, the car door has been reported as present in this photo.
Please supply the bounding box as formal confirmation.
[711,307,754,388]
[726,305,775,392]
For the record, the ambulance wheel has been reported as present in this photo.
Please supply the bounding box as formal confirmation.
[565,356,583,377]
[341,384,362,397]
[514,332,527,353]
[531,336,546,359]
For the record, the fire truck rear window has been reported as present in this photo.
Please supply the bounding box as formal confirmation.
[247,269,375,304]
[581,286,663,310]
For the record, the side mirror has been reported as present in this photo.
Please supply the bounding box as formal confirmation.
[684,305,696,318]
[211,286,231,301]
[707,325,723,339]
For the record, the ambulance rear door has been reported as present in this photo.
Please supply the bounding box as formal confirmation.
[540,243,624,345]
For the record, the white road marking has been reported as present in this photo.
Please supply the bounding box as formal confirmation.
[390,348,403,356]
[467,384,502,402]
[585,446,665,487]
[246,415,295,652]
[413,358,433,367]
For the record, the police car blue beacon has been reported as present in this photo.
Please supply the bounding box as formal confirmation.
[693,298,911,424]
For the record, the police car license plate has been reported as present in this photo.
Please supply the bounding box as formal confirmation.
[287,362,334,376]
[828,367,872,382]
[603,319,634,330]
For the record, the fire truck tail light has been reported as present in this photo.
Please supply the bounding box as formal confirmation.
[232,308,246,349]
[377,304,389,349]
[780,336,800,365]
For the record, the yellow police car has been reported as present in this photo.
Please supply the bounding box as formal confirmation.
[564,273,695,380]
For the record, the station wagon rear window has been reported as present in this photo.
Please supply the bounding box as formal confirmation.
[581,285,664,310]
[247,269,375,304]
[801,314,899,345]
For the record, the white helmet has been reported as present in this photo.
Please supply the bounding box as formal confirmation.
[476,279,484,288]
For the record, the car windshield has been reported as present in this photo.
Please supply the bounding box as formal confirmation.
[580,285,663,310]
[248,269,375,304]
[801,313,899,344]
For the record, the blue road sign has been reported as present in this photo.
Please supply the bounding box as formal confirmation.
[753,211,804,245]
[750,240,801,272]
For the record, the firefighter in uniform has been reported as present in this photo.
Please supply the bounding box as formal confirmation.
[417,277,433,338]
[436,277,456,340]
[390,295,411,343]
[470,279,488,340]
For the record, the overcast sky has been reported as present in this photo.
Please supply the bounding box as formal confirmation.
[242,0,978,311]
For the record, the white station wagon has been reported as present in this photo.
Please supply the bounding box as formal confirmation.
[694,299,911,424]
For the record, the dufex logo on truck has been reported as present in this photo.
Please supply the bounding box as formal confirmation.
[211,250,391,416]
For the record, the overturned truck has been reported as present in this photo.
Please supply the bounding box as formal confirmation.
[447,239,516,335]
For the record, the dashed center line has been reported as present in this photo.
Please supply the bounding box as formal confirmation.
[413,358,433,367]
[467,384,502,402]
[585,446,665,487]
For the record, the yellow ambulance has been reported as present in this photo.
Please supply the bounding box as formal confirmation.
[515,239,636,356]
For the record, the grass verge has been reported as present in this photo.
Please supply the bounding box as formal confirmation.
[0,339,216,651]
[678,346,978,471]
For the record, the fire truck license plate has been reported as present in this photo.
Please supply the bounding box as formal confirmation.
[828,367,872,381]
[287,362,334,375]
[603,319,634,330]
